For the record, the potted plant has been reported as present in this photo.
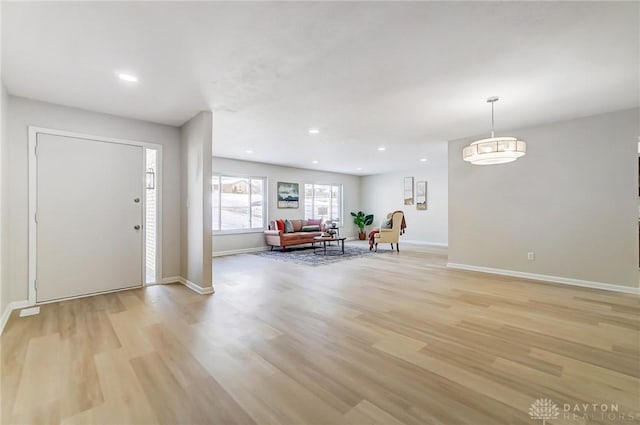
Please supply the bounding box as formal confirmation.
[350,211,374,240]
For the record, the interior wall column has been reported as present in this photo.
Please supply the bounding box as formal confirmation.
[180,111,213,293]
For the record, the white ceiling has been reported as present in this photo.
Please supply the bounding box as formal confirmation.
[3,2,639,175]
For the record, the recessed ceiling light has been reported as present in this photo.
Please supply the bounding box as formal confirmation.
[419,158,427,162]
[308,128,320,135]
[245,150,254,154]
[377,146,386,151]
[356,167,363,171]
[312,160,319,164]
[117,73,138,83]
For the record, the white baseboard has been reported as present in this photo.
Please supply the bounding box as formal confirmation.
[212,246,268,257]
[403,240,448,248]
[1,300,33,334]
[162,276,214,295]
[161,276,183,284]
[182,278,215,295]
[446,263,640,295]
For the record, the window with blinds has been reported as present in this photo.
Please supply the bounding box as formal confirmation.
[304,183,342,224]
[212,175,267,233]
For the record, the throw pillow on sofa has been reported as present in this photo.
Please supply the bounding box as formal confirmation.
[276,219,285,232]
[284,219,294,233]
[291,219,304,232]
[307,218,322,226]
[301,225,320,232]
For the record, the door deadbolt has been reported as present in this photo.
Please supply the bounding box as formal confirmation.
[134,198,140,203]
[134,225,141,230]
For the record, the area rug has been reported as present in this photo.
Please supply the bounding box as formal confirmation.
[254,244,384,266]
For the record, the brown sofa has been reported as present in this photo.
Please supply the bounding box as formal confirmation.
[264,219,325,251]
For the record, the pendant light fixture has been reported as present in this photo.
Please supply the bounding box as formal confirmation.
[463,97,526,165]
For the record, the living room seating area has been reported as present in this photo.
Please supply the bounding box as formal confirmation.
[264,219,325,251]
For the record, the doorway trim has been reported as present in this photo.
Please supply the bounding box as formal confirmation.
[28,126,163,305]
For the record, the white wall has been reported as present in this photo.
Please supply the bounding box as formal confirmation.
[6,96,183,303]
[0,0,7,317]
[448,108,639,289]
[212,157,361,254]
[361,141,448,246]
[180,112,213,289]
[0,82,7,316]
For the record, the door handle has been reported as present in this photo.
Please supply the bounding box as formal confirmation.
[134,225,141,230]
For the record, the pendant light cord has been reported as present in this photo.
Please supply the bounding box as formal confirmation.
[491,100,495,138]
[487,96,499,138]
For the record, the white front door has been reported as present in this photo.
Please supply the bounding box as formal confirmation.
[36,133,144,302]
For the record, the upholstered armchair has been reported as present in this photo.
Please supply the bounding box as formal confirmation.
[374,211,405,252]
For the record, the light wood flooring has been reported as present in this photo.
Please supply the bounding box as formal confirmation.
[2,242,639,424]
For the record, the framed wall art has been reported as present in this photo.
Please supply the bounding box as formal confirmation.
[404,177,414,205]
[277,181,299,208]
[416,181,427,210]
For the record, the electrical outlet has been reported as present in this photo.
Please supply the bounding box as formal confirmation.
[527,252,535,261]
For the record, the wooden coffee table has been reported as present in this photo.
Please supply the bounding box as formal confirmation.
[313,235,346,255]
